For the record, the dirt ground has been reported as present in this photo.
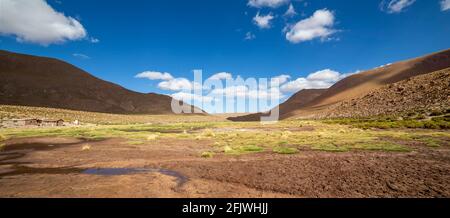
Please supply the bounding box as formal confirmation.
[0,136,449,198]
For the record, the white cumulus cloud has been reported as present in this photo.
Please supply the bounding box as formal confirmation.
[135,71,174,81]
[212,85,284,100]
[281,69,349,93]
[208,72,233,80]
[380,0,416,13]
[158,78,194,91]
[248,0,290,8]
[285,9,336,44]
[158,79,203,91]
[441,0,450,11]
[253,12,275,29]
[307,69,342,82]
[0,0,87,45]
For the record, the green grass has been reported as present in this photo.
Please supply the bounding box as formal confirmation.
[273,146,298,154]
[0,105,225,125]
[0,134,5,151]
[2,118,448,157]
[221,144,265,155]
[406,135,444,147]
[239,145,264,152]
[323,117,450,130]
[350,141,411,152]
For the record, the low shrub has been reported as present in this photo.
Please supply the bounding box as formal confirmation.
[273,147,298,154]
[239,145,264,152]
[201,151,214,158]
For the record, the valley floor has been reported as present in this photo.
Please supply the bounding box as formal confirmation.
[0,121,449,197]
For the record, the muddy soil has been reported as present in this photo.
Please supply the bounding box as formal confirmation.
[0,136,449,198]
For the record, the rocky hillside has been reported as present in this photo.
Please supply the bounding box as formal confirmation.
[230,48,450,121]
[284,48,450,119]
[323,68,450,118]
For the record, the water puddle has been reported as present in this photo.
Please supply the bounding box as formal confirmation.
[2,143,67,152]
[0,166,188,187]
[82,168,188,187]
[0,140,188,188]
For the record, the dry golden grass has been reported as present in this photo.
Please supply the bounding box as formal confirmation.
[0,105,225,124]
[1,105,449,156]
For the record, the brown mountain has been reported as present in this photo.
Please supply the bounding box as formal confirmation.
[0,50,203,115]
[285,48,450,119]
[232,48,450,121]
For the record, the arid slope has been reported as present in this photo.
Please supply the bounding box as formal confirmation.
[232,49,450,121]
[286,48,450,118]
[0,50,201,114]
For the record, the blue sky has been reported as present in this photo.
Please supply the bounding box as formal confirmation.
[1,0,450,113]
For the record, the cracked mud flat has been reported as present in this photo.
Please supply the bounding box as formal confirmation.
[0,136,449,198]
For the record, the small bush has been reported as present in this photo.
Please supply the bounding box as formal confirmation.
[147,134,159,140]
[273,147,298,154]
[400,120,424,129]
[223,146,233,153]
[202,129,216,137]
[201,151,214,158]
[82,144,91,151]
[239,145,264,152]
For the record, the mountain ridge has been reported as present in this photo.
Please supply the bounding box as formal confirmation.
[232,48,450,121]
[0,50,203,115]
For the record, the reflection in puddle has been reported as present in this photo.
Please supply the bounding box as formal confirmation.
[0,165,188,187]
[83,168,152,175]
[82,168,188,187]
